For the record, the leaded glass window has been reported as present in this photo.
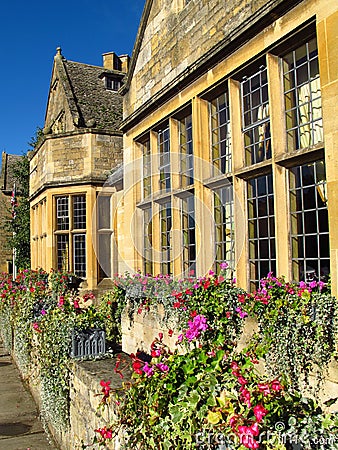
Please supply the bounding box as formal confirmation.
[241,66,271,165]
[179,114,194,187]
[214,185,235,274]
[248,174,276,289]
[283,38,322,151]
[210,91,231,174]
[182,194,196,276]
[289,160,329,281]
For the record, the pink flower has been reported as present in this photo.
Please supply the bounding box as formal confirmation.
[220,262,228,270]
[185,315,208,341]
[231,361,240,370]
[270,379,282,392]
[238,424,260,449]
[240,387,251,407]
[156,363,169,372]
[143,362,154,377]
[237,376,248,386]
[236,307,248,318]
[318,281,325,291]
[253,404,268,422]
[257,383,270,396]
[100,379,111,397]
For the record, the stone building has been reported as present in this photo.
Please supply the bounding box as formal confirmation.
[0,152,22,273]
[119,0,338,296]
[29,48,128,291]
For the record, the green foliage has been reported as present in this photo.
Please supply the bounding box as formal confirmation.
[98,287,126,343]
[244,275,338,392]
[5,127,44,270]
[6,153,31,269]
[92,270,338,450]
[0,269,105,431]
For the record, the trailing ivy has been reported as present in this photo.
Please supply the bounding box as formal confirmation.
[244,275,338,395]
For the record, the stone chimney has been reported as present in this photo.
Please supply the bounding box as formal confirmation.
[119,55,130,73]
[102,52,130,73]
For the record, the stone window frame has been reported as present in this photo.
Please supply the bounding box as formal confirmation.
[96,194,113,281]
[213,183,235,277]
[289,159,329,283]
[247,172,276,290]
[54,194,87,277]
[181,192,196,277]
[240,62,271,166]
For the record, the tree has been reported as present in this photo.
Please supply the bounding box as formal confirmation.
[8,154,30,269]
[7,127,43,270]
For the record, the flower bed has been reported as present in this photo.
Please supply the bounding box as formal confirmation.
[92,266,338,450]
[1,267,338,450]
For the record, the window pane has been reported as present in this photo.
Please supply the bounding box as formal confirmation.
[73,195,86,229]
[158,124,171,192]
[143,139,151,198]
[98,196,111,229]
[57,234,69,271]
[241,65,271,165]
[144,207,153,275]
[56,197,69,230]
[210,91,232,175]
[73,234,86,277]
[180,114,194,187]
[214,185,235,275]
[282,38,323,151]
[160,201,172,275]
[247,173,276,289]
[289,159,329,282]
[182,194,196,276]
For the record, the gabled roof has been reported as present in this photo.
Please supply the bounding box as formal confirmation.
[45,48,124,132]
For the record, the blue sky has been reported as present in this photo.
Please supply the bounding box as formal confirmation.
[0,0,145,155]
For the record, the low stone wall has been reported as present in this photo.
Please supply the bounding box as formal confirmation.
[2,330,129,450]
[121,302,181,355]
[122,304,338,412]
[69,356,130,450]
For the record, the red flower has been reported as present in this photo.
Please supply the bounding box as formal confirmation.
[271,379,282,392]
[257,383,270,396]
[100,379,111,397]
[238,294,246,303]
[253,404,268,422]
[203,279,210,290]
[132,361,143,375]
[237,376,248,386]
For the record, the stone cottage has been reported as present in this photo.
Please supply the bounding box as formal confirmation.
[29,48,128,292]
[118,0,338,297]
